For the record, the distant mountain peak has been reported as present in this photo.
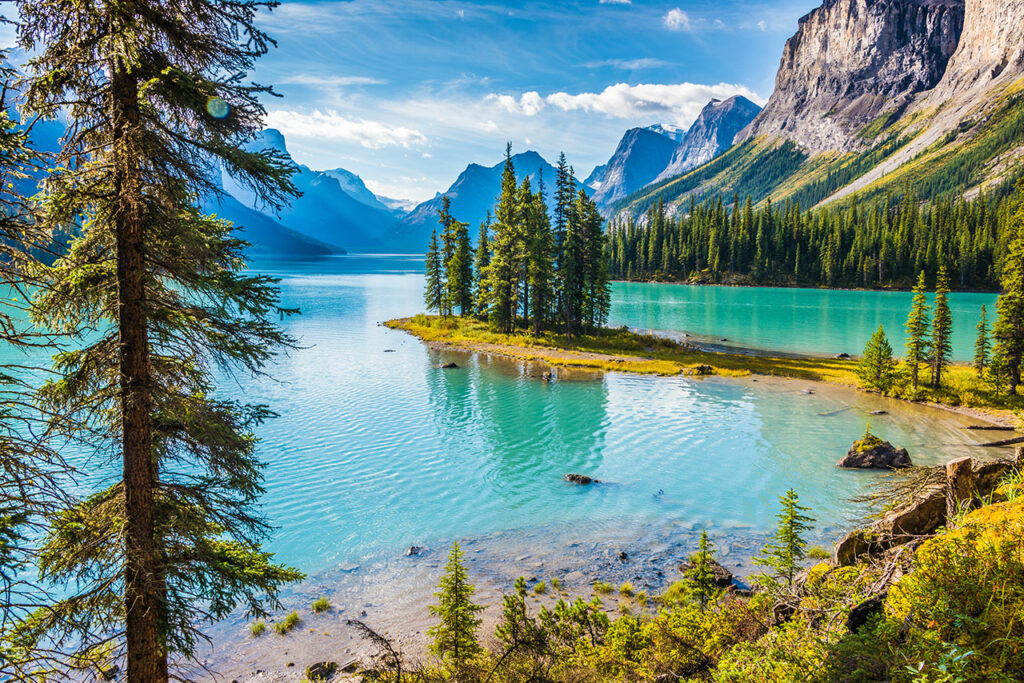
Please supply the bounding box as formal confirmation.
[653,95,761,182]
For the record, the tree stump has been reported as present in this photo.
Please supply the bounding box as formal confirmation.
[945,457,975,521]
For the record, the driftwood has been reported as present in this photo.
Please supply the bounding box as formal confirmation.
[963,425,1015,431]
[978,435,1024,447]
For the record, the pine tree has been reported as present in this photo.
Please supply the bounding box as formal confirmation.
[437,195,456,318]
[754,489,815,590]
[525,182,555,335]
[437,195,473,317]
[905,271,932,393]
[474,213,492,318]
[428,541,484,674]
[930,266,953,388]
[975,305,990,377]
[485,144,522,333]
[425,229,444,313]
[992,195,1024,394]
[684,530,719,612]
[18,2,304,678]
[857,326,897,393]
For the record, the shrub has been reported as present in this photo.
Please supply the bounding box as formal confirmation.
[274,611,300,635]
[533,581,546,594]
[619,582,634,597]
[593,580,613,594]
[311,597,330,613]
[550,577,562,590]
[249,619,266,637]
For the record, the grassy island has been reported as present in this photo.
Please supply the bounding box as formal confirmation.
[388,315,1024,422]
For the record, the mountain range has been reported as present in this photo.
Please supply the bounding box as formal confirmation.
[612,0,1024,219]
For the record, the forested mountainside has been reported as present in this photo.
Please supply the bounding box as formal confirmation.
[613,0,1024,220]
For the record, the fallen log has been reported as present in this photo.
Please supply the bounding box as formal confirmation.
[978,435,1024,448]
[963,425,1015,431]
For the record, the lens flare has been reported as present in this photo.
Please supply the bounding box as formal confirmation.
[206,97,230,119]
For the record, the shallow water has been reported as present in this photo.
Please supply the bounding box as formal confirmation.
[611,280,998,360]
[231,255,999,578]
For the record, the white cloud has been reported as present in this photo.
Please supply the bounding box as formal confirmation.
[263,109,427,149]
[585,57,669,70]
[663,8,691,31]
[599,0,632,4]
[757,20,768,31]
[490,82,765,127]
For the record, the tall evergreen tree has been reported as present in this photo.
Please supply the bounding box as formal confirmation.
[484,144,522,333]
[857,326,897,393]
[992,195,1024,394]
[474,213,492,318]
[931,266,953,388]
[18,2,304,679]
[975,305,990,378]
[905,271,932,393]
[428,541,484,674]
[754,489,815,590]
[438,195,473,317]
[425,228,443,314]
[524,180,554,335]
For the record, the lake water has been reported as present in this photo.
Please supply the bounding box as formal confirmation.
[230,255,999,578]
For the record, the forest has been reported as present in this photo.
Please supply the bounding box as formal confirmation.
[608,188,1017,290]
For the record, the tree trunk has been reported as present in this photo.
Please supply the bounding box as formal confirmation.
[111,67,167,683]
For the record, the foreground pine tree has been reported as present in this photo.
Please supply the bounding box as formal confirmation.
[17,1,303,678]
[425,228,444,314]
[905,271,931,393]
[930,266,953,388]
[428,541,485,675]
[993,195,1024,394]
[684,530,719,612]
[975,305,990,378]
[754,489,815,590]
[857,326,897,393]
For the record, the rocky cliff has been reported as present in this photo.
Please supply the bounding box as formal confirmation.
[656,96,761,181]
[737,0,964,151]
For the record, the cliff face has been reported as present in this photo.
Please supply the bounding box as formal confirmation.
[655,96,761,182]
[738,0,964,151]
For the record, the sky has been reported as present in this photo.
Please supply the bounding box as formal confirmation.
[4,0,821,204]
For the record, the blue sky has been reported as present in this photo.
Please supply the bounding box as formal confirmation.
[6,1,820,203]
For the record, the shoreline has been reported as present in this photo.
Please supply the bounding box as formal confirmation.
[611,277,1002,295]
[387,316,1017,428]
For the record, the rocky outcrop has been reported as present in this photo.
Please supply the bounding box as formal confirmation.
[655,97,762,181]
[564,473,599,485]
[737,0,965,151]
[679,558,734,588]
[837,440,912,469]
[586,127,679,208]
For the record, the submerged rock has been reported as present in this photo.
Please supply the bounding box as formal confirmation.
[837,439,912,469]
[438,362,459,369]
[405,546,422,557]
[564,473,599,485]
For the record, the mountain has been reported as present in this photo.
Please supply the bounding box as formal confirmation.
[613,0,1024,220]
[654,96,762,181]
[385,151,577,253]
[736,0,964,152]
[322,167,411,219]
[586,127,679,207]
[223,129,399,251]
[204,193,340,256]
[647,124,687,144]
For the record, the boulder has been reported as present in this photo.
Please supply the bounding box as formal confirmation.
[679,559,734,588]
[438,362,458,369]
[305,661,338,681]
[834,529,872,566]
[564,473,599,485]
[847,593,887,633]
[975,459,1015,498]
[405,545,422,557]
[690,364,714,376]
[837,441,912,469]
[874,484,946,545]
[834,353,851,360]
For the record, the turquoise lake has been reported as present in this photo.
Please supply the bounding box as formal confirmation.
[219,255,1000,578]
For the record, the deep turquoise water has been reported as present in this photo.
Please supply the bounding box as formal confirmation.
[611,281,998,360]
[223,256,998,576]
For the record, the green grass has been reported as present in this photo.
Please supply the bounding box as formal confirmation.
[533,581,546,594]
[593,580,614,595]
[807,546,832,561]
[550,577,562,591]
[274,611,300,635]
[249,619,266,637]
[619,581,634,597]
[311,597,330,613]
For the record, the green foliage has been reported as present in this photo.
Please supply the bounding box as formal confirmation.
[593,581,613,595]
[550,577,562,591]
[754,489,815,590]
[992,188,1024,394]
[274,611,300,635]
[931,266,953,388]
[533,581,546,594]
[618,582,634,598]
[905,271,932,393]
[857,325,898,393]
[684,529,720,612]
[428,541,485,672]
[249,619,266,637]
[311,597,330,613]
[806,546,831,560]
[425,228,444,314]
